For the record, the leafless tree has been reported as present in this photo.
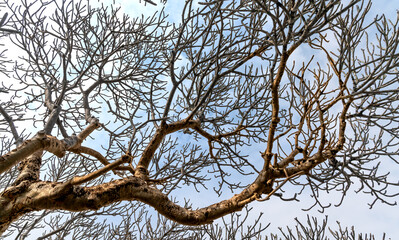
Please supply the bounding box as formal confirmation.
[0,0,398,238]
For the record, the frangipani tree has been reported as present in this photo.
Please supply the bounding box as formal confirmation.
[0,0,398,238]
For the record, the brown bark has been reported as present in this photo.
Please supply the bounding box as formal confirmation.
[1,169,271,230]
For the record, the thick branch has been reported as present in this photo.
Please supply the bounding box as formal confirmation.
[7,171,270,226]
[134,119,200,178]
[0,131,46,174]
[0,118,101,175]
[262,52,290,169]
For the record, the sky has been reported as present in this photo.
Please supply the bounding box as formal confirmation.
[96,0,399,238]
[2,0,399,238]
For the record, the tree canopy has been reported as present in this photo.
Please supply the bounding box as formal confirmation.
[0,0,399,238]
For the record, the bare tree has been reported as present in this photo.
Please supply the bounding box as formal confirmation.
[1,0,399,238]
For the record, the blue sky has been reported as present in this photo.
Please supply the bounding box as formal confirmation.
[98,0,399,237]
[2,0,398,238]
[92,0,399,237]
